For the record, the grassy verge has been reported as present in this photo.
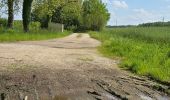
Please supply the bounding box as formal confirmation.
[0,30,70,42]
[89,27,170,84]
[0,21,71,42]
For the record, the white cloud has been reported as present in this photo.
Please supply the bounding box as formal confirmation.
[133,8,152,17]
[112,0,128,9]
[102,0,128,9]
[127,8,162,24]
[102,0,109,4]
[103,0,170,25]
[107,11,117,25]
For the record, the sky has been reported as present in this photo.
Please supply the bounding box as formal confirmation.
[102,0,170,25]
[1,0,170,26]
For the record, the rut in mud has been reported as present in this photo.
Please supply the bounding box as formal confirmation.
[0,33,169,100]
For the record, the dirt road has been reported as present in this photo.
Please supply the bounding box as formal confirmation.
[0,33,169,100]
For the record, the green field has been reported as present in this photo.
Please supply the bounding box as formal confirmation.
[90,27,170,84]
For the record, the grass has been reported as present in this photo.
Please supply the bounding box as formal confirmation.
[0,21,70,42]
[89,27,170,84]
[0,31,70,42]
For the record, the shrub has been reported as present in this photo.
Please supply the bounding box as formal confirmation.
[6,29,15,33]
[14,20,23,30]
[0,18,7,27]
[30,22,41,32]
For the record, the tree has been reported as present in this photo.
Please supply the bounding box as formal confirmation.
[32,0,110,31]
[0,0,21,28]
[51,0,82,30]
[82,0,110,31]
[7,0,14,28]
[22,0,33,32]
[32,0,64,28]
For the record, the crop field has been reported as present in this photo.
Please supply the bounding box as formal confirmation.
[90,27,170,83]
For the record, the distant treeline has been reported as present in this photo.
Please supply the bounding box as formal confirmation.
[138,21,170,27]
[107,21,170,28]
[106,25,136,28]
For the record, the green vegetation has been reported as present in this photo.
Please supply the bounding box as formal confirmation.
[32,0,110,31]
[0,21,70,42]
[139,21,170,27]
[51,0,82,30]
[0,31,69,42]
[0,0,21,28]
[90,27,170,83]
[81,0,110,31]
[1,0,109,35]
[1,0,169,84]
[0,29,70,42]
[32,0,65,29]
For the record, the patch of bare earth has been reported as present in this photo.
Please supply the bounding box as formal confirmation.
[0,33,169,100]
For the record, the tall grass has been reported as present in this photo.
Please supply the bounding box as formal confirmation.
[90,27,170,83]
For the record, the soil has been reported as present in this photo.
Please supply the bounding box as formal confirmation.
[0,33,169,100]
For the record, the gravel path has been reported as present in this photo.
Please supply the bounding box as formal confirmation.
[0,33,169,100]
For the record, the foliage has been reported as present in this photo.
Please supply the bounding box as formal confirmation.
[30,22,41,32]
[0,18,7,27]
[82,0,110,31]
[32,0,64,18]
[32,0,64,28]
[139,21,170,27]
[32,0,110,31]
[0,0,21,14]
[0,0,22,28]
[51,0,82,30]
[22,0,33,32]
[0,20,70,42]
[90,27,170,83]
[13,20,22,30]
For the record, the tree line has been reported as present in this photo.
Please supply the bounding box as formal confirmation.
[138,21,170,27]
[106,21,170,28]
[0,0,110,32]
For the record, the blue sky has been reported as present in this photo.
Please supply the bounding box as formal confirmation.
[102,0,170,25]
[1,0,170,25]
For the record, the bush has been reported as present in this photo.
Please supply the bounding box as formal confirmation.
[6,29,15,33]
[0,26,5,33]
[14,20,23,30]
[30,22,41,32]
[0,18,7,27]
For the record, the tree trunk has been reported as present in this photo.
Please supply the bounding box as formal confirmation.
[7,0,14,28]
[22,0,33,32]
